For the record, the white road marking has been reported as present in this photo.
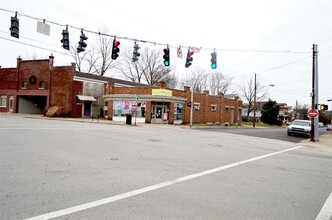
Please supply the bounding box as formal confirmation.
[316,192,332,220]
[24,146,302,220]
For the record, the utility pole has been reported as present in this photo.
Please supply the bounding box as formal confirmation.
[190,86,194,128]
[253,73,257,128]
[310,44,319,142]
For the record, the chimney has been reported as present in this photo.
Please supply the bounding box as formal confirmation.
[158,81,166,89]
[49,54,54,70]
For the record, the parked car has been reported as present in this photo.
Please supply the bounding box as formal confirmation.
[319,122,324,127]
[287,120,311,137]
[327,124,331,131]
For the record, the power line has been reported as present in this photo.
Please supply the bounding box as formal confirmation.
[0,7,311,54]
[0,30,60,48]
[0,36,70,56]
[257,56,312,74]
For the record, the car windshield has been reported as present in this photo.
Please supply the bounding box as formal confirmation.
[292,121,310,127]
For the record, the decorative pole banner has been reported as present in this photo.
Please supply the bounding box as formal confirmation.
[177,46,182,59]
[191,47,201,53]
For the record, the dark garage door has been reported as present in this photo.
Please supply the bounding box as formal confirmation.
[18,96,47,114]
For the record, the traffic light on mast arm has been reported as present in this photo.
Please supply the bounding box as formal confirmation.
[211,51,217,69]
[111,38,120,60]
[10,12,19,38]
[320,104,328,111]
[185,49,194,68]
[77,29,88,53]
[61,26,69,50]
[163,47,170,66]
[132,42,140,62]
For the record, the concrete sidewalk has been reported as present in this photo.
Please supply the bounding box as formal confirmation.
[300,131,332,151]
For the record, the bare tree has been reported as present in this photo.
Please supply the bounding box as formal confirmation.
[209,71,232,95]
[93,33,117,75]
[239,75,269,117]
[70,29,118,76]
[70,42,90,73]
[181,67,209,93]
[117,47,177,88]
[117,48,146,83]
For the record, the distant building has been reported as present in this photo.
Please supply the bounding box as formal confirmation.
[242,101,291,122]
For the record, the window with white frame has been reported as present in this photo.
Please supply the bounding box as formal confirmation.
[0,96,7,107]
[194,103,200,110]
[211,104,217,112]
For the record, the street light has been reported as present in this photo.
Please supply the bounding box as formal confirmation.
[253,73,275,127]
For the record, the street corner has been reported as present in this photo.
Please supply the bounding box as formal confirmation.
[300,132,332,152]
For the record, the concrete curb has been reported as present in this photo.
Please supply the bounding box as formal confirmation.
[299,132,332,151]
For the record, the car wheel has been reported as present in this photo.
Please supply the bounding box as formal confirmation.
[287,131,291,136]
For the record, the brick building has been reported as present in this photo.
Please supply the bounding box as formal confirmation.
[0,56,143,117]
[104,81,242,125]
[1,57,242,125]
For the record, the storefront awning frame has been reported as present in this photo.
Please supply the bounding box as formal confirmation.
[77,95,96,102]
[103,94,187,103]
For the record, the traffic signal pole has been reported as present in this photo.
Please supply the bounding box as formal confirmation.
[310,44,319,142]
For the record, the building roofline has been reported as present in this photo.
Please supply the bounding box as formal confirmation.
[74,71,149,87]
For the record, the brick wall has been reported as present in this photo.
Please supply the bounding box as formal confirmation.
[104,83,242,125]
[0,57,81,116]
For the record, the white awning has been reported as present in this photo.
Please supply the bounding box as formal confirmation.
[77,95,96,102]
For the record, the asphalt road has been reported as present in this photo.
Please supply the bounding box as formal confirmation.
[196,127,329,143]
[1,115,332,220]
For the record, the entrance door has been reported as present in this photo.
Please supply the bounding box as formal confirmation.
[84,102,92,117]
[9,96,14,112]
[151,102,169,124]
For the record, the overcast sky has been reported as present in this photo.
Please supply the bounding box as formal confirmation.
[1,0,331,108]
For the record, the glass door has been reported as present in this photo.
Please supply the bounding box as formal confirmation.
[151,102,169,124]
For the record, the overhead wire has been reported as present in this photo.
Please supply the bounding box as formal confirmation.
[0,7,311,54]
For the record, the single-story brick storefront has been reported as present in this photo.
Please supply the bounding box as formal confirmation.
[104,81,242,125]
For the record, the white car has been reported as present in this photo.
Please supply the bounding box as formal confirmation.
[287,120,311,137]
[319,122,324,127]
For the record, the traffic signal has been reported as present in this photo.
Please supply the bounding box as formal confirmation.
[132,42,140,62]
[77,29,88,53]
[185,49,194,68]
[10,12,19,38]
[111,38,120,60]
[163,47,170,66]
[211,52,217,69]
[61,26,69,50]
[320,104,328,111]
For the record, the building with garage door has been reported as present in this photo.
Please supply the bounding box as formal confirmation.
[0,56,144,117]
[1,56,242,125]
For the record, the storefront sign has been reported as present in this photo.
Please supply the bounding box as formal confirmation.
[162,113,168,120]
[152,89,172,97]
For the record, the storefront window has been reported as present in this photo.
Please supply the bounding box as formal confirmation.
[113,100,146,117]
[174,103,183,120]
